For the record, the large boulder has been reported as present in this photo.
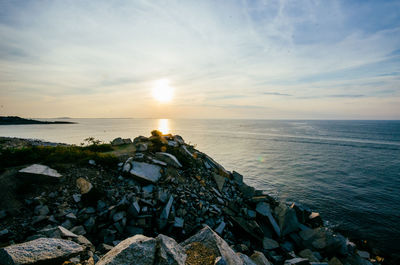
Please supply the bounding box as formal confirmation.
[96,235,156,265]
[0,237,83,265]
[156,234,187,265]
[18,164,62,183]
[180,226,243,265]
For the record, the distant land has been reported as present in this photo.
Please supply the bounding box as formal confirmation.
[0,116,76,125]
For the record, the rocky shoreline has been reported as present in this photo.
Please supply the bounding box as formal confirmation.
[0,131,392,264]
[0,116,75,125]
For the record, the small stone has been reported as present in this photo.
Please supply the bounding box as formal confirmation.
[72,194,81,203]
[0,210,7,219]
[250,251,271,265]
[76,178,93,194]
[328,257,343,265]
[34,205,50,216]
[66,213,77,220]
[128,201,141,217]
[113,212,125,222]
[357,250,370,259]
[215,222,226,235]
[71,226,86,235]
[58,226,79,238]
[174,217,184,228]
[299,249,319,262]
[262,237,279,250]
[88,159,96,165]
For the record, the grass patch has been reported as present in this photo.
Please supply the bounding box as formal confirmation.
[0,145,119,171]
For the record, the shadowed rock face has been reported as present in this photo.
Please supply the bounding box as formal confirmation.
[0,237,83,265]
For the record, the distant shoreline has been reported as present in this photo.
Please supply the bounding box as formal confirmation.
[0,116,76,125]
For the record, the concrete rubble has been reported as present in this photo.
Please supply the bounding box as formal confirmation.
[0,131,384,265]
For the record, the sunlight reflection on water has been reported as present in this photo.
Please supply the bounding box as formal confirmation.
[158,119,169,134]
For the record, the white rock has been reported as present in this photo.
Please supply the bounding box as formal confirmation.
[18,164,62,182]
[129,161,162,183]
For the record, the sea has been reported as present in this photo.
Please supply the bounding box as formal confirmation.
[1,119,399,254]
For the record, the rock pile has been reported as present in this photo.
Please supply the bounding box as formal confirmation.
[0,131,381,265]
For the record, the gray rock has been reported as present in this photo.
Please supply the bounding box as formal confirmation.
[70,226,86,235]
[256,202,281,237]
[136,143,148,151]
[58,226,78,238]
[274,203,300,236]
[232,171,243,184]
[284,257,310,265]
[299,249,319,262]
[142,184,155,193]
[128,201,141,217]
[174,217,184,228]
[72,194,81,203]
[129,161,162,183]
[239,183,255,198]
[357,250,370,259]
[18,164,62,182]
[156,234,187,265]
[84,217,96,232]
[215,256,228,265]
[88,159,96,165]
[155,152,183,168]
[34,205,49,216]
[96,235,156,265]
[111,137,125,146]
[66,213,77,220]
[159,196,174,229]
[215,222,226,235]
[113,212,125,222]
[181,226,243,265]
[262,237,279,250]
[213,173,226,192]
[237,253,257,265]
[0,237,83,265]
[250,251,271,265]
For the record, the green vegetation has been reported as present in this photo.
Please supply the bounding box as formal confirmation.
[0,144,118,172]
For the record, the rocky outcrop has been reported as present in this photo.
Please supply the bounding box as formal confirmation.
[0,131,383,265]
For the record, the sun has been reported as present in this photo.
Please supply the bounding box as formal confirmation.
[152,79,174,103]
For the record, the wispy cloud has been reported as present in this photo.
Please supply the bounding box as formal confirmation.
[0,0,399,118]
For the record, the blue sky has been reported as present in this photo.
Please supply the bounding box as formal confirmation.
[0,0,399,119]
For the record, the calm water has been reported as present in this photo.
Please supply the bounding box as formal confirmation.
[1,119,400,253]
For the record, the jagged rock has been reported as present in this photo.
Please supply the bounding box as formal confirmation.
[284,257,310,265]
[155,152,183,168]
[71,225,86,235]
[255,202,281,237]
[156,234,187,265]
[128,161,162,184]
[274,203,300,236]
[128,201,141,217]
[181,226,243,265]
[34,205,49,216]
[239,183,255,198]
[58,226,79,238]
[262,237,279,250]
[174,217,184,228]
[237,252,257,265]
[97,235,156,265]
[215,222,226,235]
[232,171,243,184]
[213,173,226,192]
[76,177,100,202]
[0,237,83,265]
[299,249,319,262]
[250,251,271,265]
[18,164,62,182]
[159,195,174,229]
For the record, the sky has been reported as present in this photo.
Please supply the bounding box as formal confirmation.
[0,0,399,119]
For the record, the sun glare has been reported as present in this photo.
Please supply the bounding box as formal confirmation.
[152,79,174,103]
[158,119,169,134]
